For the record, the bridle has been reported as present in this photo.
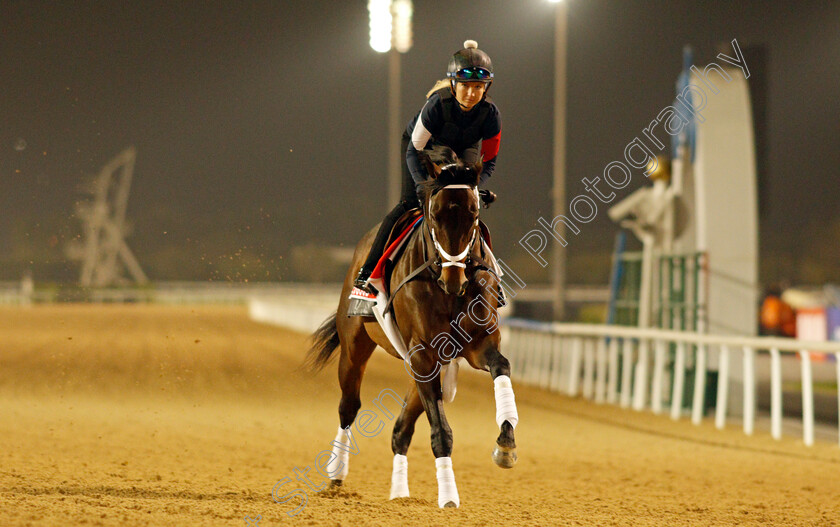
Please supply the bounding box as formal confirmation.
[427,181,480,270]
[381,180,482,311]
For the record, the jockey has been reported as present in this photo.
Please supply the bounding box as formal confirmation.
[355,39,502,291]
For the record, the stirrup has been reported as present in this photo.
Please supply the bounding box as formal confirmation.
[348,269,377,318]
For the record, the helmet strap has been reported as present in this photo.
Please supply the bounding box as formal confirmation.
[480,81,492,103]
[450,80,470,110]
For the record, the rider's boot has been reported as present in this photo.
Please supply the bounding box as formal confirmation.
[354,267,374,294]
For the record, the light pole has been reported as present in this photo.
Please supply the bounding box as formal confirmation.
[368,0,413,209]
[549,0,568,321]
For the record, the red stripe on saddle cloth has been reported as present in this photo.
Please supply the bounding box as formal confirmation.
[370,215,424,280]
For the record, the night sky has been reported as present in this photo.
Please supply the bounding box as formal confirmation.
[1,1,838,284]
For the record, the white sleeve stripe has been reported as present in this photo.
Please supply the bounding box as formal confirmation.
[411,120,432,151]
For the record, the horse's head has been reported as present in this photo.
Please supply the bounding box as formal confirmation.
[418,147,482,297]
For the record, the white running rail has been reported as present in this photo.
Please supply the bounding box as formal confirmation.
[502,318,840,447]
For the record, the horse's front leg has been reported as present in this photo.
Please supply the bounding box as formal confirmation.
[485,348,518,468]
[388,384,424,500]
[411,350,459,508]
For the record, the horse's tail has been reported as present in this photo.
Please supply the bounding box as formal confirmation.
[305,311,340,371]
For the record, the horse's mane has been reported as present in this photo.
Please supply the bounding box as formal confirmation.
[417,146,481,201]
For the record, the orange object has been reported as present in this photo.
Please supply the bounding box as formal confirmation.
[760,295,796,337]
[760,296,782,330]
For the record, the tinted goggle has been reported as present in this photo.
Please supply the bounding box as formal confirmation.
[448,68,493,81]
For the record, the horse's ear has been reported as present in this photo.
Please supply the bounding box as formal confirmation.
[473,157,483,184]
[420,153,442,179]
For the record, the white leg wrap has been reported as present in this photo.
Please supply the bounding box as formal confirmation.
[494,375,519,429]
[326,426,350,480]
[435,457,459,508]
[389,454,410,499]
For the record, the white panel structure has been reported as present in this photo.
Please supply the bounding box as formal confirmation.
[684,66,759,337]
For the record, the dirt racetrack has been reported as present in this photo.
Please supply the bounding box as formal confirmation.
[1,305,840,526]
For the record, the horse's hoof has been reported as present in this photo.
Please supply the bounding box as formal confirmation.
[443,501,458,508]
[330,479,343,488]
[492,444,517,469]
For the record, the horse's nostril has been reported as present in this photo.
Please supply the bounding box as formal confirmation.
[458,283,467,296]
[437,279,446,290]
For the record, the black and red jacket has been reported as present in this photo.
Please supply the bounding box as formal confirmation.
[405,87,501,189]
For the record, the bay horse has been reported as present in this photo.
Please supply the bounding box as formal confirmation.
[307,147,518,508]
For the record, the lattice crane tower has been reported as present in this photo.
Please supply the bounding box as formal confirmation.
[66,147,148,287]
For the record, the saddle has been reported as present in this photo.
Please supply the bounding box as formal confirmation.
[390,209,425,251]
[371,208,425,291]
